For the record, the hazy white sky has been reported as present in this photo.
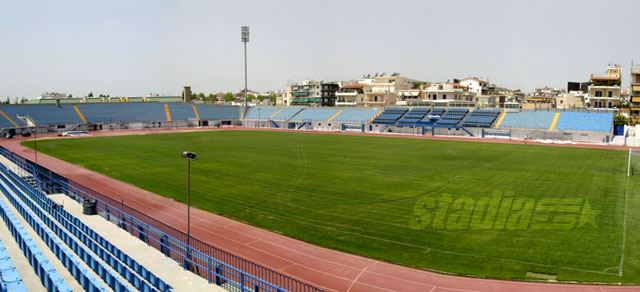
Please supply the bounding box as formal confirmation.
[1,0,639,98]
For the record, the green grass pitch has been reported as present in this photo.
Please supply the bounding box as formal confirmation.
[22,130,640,283]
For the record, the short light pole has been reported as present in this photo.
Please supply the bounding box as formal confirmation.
[181,151,197,270]
[31,128,37,167]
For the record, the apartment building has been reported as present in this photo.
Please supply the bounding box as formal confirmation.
[459,77,489,95]
[363,74,412,107]
[587,64,622,108]
[286,80,339,106]
[335,83,368,106]
[631,64,640,123]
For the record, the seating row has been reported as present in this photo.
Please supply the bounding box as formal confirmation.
[0,166,172,292]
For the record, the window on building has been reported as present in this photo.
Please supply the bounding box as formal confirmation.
[595,91,602,97]
[443,94,447,99]
[608,91,613,97]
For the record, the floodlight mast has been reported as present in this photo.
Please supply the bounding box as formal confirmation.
[241,26,249,108]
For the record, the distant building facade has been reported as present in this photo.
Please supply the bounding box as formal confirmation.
[287,80,339,106]
[459,78,489,95]
[362,74,411,107]
[631,64,640,122]
[587,64,622,108]
[335,83,368,106]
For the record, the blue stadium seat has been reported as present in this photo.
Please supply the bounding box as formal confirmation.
[397,108,430,124]
[167,103,198,121]
[435,108,468,126]
[371,108,409,124]
[244,107,281,120]
[498,111,556,130]
[78,103,167,123]
[555,112,613,133]
[461,109,500,128]
[193,105,240,120]
[289,109,341,122]
[0,105,82,126]
[331,109,380,123]
[270,107,302,121]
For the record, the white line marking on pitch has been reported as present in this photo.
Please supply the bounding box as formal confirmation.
[618,180,630,276]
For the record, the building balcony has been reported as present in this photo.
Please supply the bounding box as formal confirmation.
[292,91,310,97]
[631,97,640,103]
[291,97,322,104]
[335,101,358,106]
[588,96,620,100]
[336,91,358,96]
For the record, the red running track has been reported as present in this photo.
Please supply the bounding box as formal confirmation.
[4,128,639,292]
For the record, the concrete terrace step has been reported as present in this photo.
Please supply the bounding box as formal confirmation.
[0,192,87,291]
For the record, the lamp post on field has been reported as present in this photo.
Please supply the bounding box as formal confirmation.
[31,127,37,167]
[181,151,197,270]
[31,128,38,191]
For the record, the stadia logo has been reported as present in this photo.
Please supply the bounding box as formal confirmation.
[408,191,600,231]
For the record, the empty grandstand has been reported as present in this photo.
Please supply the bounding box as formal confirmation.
[435,108,469,126]
[397,108,431,124]
[244,107,281,120]
[78,103,167,123]
[555,112,613,133]
[1,105,82,126]
[462,109,501,128]
[419,107,446,125]
[331,108,380,123]
[0,102,620,144]
[289,108,341,122]
[371,108,409,124]
[194,105,240,120]
[498,110,557,130]
[167,103,198,121]
[0,153,175,292]
[271,107,303,121]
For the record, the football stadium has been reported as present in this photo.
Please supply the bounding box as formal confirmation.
[0,102,638,292]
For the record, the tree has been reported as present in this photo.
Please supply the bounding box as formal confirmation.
[614,115,629,126]
[88,92,93,97]
[247,94,256,102]
[207,93,216,101]
[20,97,27,104]
[223,92,235,102]
[412,81,425,89]
[269,94,277,104]
[258,95,265,102]
[198,92,206,100]
[4,97,9,104]
[68,94,73,98]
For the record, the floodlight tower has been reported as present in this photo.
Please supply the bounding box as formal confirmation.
[241,26,250,108]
